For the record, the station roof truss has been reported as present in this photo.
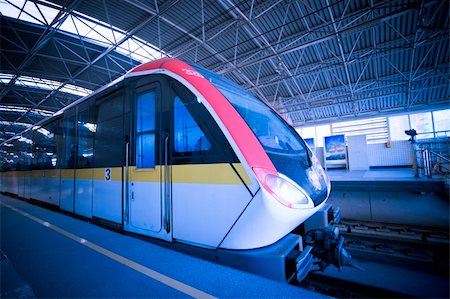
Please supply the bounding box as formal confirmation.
[1,0,448,143]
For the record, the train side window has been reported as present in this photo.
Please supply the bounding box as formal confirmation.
[93,91,124,168]
[77,109,94,168]
[64,115,77,169]
[136,91,156,168]
[174,96,211,153]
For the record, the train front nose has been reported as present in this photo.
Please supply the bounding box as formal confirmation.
[261,150,330,209]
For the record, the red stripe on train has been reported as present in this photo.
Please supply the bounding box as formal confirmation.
[130,58,276,175]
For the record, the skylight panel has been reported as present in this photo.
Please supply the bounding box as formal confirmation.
[116,40,133,57]
[18,1,46,25]
[74,17,110,44]
[0,105,54,117]
[59,14,78,35]
[85,19,121,44]
[59,11,125,47]
[2,0,167,72]
[39,2,59,25]
[1,73,93,97]
[117,37,166,62]
[0,73,13,84]
[60,15,91,37]
[0,0,25,19]
[1,0,58,26]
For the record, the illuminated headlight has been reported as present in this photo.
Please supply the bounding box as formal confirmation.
[265,173,314,209]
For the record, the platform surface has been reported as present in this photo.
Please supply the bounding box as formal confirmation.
[327,167,446,182]
[0,194,326,298]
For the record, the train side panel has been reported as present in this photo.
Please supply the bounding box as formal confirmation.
[92,167,123,223]
[172,163,253,248]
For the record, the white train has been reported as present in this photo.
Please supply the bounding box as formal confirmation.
[1,58,352,281]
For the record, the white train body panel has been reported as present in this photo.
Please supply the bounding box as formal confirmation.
[92,179,123,224]
[31,174,60,205]
[172,182,252,248]
[60,177,75,211]
[220,187,326,249]
[74,178,93,218]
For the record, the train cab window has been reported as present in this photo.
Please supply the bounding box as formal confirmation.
[174,96,211,153]
[136,91,156,168]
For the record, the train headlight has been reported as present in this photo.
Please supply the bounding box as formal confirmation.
[265,173,314,209]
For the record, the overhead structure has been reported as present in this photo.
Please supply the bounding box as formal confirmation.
[1,0,449,142]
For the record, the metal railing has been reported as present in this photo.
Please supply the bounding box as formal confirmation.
[413,131,450,178]
[420,149,450,178]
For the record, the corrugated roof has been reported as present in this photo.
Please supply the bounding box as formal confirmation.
[1,0,448,142]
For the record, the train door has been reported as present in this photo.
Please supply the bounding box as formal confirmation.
[125,80,171,241]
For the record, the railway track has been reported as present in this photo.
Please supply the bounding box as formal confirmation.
[336,219,449,271]
[296,219,449,298]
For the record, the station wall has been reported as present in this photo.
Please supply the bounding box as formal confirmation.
[314,140,413,169]
[367,140,413,167]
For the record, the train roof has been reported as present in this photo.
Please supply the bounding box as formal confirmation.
[5,58,276,176]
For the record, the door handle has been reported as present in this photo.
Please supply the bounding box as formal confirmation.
[164,134,171,233]
[125,141,130,224]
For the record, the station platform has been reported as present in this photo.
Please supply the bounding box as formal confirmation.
[326,167,449,228]
[0,194,326,298]
[327,167,422,181]
[327,167,417,181]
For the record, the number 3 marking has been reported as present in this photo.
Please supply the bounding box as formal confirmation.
[105,168,111,181]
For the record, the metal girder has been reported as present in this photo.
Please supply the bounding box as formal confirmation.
[1,0,448,138]
[123,0,270,102]
[217,0,298,102]
[243,30,447,96]
[214,1,421,74]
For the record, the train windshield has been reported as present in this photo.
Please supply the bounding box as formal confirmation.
[194,65,328,206]
[193,66,310,166]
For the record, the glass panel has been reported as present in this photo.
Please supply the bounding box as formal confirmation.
[94,117,124,168]
[136,91,156,168]
[194,66,308,155]
[136,92,155,133]
[410,112,433,139]
[94,93,124,168]
[433,109,450,137]
[64,115,76,168]
[389,115,410,141]
[97,95,123,123]
[30,121,60,170]
[174,96,211,153]
[136,134,155,168]
[77,109,94,168]
[222,87,305,153]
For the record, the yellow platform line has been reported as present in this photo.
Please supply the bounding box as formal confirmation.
[0,200,216,299]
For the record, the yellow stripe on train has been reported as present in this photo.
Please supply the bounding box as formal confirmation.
[1,163,252,185]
